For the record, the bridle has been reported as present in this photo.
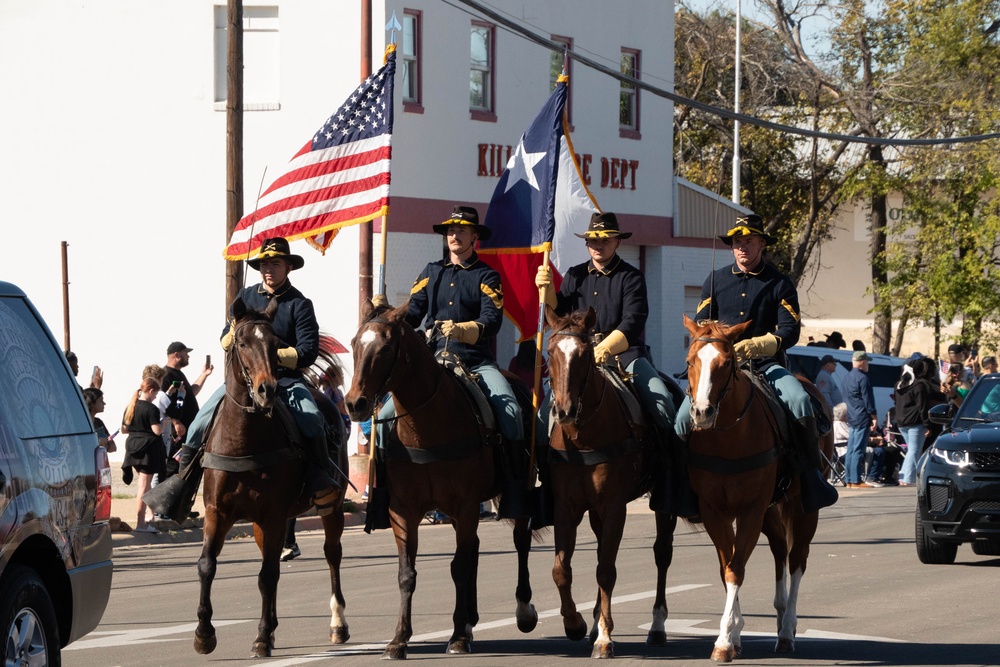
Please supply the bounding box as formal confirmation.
[689,335,756,431]
[224,318,277,415]
[550,328,608,428]
[361,316,443,423]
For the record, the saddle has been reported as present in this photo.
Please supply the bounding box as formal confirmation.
[435,350,496,433]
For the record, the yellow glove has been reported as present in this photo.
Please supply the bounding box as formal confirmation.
[220,319,236,351]
[277,347,299,369]
[371,293,389,308]
[534,265,557,309]
[734,333,779,361]
[440,320,480,344]
[594,330,629,364]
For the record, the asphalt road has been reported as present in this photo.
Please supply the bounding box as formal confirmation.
[68,487,998,666]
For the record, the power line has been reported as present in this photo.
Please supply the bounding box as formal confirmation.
[453,0,1000,147]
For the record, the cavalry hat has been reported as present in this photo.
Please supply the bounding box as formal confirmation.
[432,205,491,241]
[574,212,632,240]
[167,341,193,355]
[719,214,778,246]
[247,237,305,271]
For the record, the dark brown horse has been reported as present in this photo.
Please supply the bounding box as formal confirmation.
[193,297,350,658]
[683,315,828,662]
[344,299,538,660]
[544,307,677,658]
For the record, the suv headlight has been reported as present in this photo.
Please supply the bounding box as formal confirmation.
[929,447,971,467]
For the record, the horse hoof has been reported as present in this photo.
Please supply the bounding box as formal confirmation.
[193,633,217,655]
[710,646,735,663]
[646,630,668,646]
[251,641,272,658]
[330,625,350,644]
[446,638,472,654]
[775,637,795,653]
[515,603,538,633]
[381,644,407,660]
[565,613,588,642]
[591,641,614,659]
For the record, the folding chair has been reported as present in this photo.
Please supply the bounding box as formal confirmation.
[823,445,846,487]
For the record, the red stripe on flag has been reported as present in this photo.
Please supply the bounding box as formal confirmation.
[480,253,564,343]
[260,144,392,199]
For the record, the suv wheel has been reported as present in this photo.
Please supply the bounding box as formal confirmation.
[915,509,958,564]
[971,539,1000,556]
[0,565,60,667]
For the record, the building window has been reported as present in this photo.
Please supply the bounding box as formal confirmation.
[619,48,640,139]
[401,9,423,112]
[470,21,496,121]
[550,35,572,127]
[214,5,280,111]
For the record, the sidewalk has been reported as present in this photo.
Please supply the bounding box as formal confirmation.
[109,466,363,548]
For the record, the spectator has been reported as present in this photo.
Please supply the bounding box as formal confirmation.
[851,339,866,352]
[162,342,213,478]
[65,350,102,389]
[895,357,945,486]
[981,355,998,376]
[83,387,114,453]
[947,343,977,383]
[824,331,847,349]
[508,339,548,402]
[843,351,879,488]
[880,408,904,485]
[815,354,844,409]
[942,363,973,408]
[121,377,166,533]
[863,414,888,487]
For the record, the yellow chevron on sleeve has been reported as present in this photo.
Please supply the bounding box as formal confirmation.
[697,297,712,314]
[410,277,429,295]
[781,299,800,322]
[481,283,503,309]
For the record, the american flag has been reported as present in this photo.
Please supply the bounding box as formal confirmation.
[225,46,396,260]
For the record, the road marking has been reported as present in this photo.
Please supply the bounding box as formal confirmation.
[638,619,904,643]
[65,620,249,650]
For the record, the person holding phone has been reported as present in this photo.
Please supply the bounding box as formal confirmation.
[161,341,213,480]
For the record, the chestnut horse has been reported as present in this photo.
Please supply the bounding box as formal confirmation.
[545,307,678,658]
[344,300,539,660]
[683,315,828,662]
[193,297,350,658]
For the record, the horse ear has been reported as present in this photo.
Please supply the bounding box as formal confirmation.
[544,305,559,329]
[263,297,279,321]
[583,306,597,331]
[361,298,375,322]
[726,320,754,341]
[683,314,699,336]
[232,297,247,321]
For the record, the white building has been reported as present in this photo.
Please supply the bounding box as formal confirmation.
[2,0,742,454]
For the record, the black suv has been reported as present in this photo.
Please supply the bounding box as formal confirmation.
[0,281,113,664]
[918,374,1000,564]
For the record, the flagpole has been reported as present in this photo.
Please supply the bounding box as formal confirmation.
[528,249,550,487]
[378,214,388,295]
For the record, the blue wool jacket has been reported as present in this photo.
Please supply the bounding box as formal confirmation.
[843,367,877,428]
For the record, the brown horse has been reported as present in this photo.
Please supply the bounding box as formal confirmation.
[193,297,350,658]
[544,307,677,658]
[344,299,538,660]
[683,315,827,662]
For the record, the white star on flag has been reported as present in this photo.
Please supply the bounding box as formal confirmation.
[504,138,546,193]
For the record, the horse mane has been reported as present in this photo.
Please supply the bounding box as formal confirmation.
[304,332,346,390]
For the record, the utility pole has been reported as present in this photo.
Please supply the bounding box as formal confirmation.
[225,0,245,312]
[61,241,70,351]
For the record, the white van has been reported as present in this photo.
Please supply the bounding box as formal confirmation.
[785,346,908,426]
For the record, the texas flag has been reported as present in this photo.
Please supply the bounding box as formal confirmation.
[478,75,600,341]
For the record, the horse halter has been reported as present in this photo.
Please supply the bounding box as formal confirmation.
[550,329,607,427]
[225,319,276,415]
[689,335,754,430]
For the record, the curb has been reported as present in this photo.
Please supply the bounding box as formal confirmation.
[111,512,365,548]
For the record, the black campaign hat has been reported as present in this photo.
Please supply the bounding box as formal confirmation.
[432,205,491,241]
[574,212,632,240]
[719,214,778,246]
[247,237,305,271]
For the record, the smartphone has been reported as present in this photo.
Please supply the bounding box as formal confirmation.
[172,380,182,387]
[92,365,99,378]
[206,354,211,368]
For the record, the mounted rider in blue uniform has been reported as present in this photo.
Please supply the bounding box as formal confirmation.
[674,215,838,514]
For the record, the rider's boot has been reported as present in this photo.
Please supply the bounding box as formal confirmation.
[797,415,839,513]
[673,437,701,521]
[497,439,530,520]
[142,444,204,523]
[305,430,342,517]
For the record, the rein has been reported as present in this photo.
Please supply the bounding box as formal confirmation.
[364,316,445,423]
